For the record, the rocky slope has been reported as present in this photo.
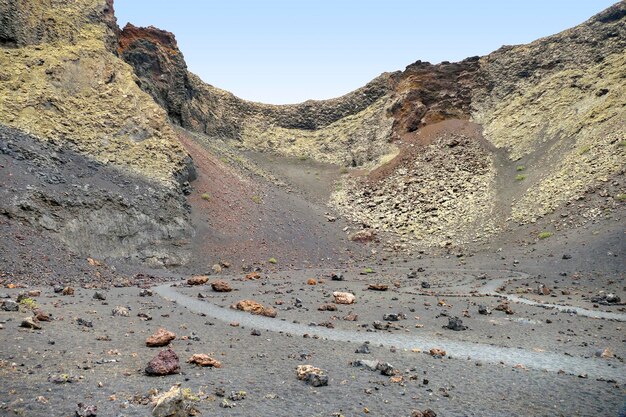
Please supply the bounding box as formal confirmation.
[117,2,624,248]
[0,0,623,265]
[0,0,195,265]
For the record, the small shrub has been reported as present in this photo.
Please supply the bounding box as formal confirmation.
[516,165,526,171]
[578,145,591,155]
[251,195,262,204]
[515,174,527,181]
[201,193,211,201]
[616,193,626,201]
[363,267,374,274]
[339,167,349,175]
[538,231,553,239]
[298,155,308,161]
[268,257,277,264]
[19,298,37,309]
[220,157,229,164]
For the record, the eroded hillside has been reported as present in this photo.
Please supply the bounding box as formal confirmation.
[117,2,624,248]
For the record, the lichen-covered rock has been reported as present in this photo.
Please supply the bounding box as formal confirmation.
[151,385,187,417]
[333,292,355,305]
[296,365,328,387]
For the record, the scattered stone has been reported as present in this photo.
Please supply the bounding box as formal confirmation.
[251,329,261,336]
[376,362,395,376]
[214,388,226,397]
[34,309,51,321]
[139,289,154,297]
[229,391,246,401]
[151,386,187,417]
[353,359,379,371]
[333,292,355,304]
[429,348,446,358]
[49,374,78,383]
[211,280,232,292]
[421,281,431,289]
[75,403,97,417]
[330,273,344,281]
[219,399,235,408]
[111,306,130,317]
[76,318,93,328]
[20,317,41,329]
[373,321,390,330]
[368,284,388,291]
[146,348,180,376]
[538,284,551,295]
[296,365,328,387]
[245,272,261,280]
[590,292,621,305]
[93,291,106,301]
[231,300,277,318]
[187,354,222,368]
[212,264,222,274]
[306,278,317,285]
[443,317,467,331]
[478,305,491,315]
[62,286,75,296]
[349,229,376,242]
[146,328,176,347]
[495,302,514,315]
[318,303,337,311]
[562,254,572,260]
[383,313,405,321]
[343,312,358,321]
[412,409,437,417]
[355,342,370,354]
[53,285,64,294]
[187,275,209,286]
[407,271,418,279]
[27,290,41,297]
[1,299,18,312]
[596,348,614,359]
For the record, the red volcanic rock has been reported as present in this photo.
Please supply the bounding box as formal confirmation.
[146,348,180,376]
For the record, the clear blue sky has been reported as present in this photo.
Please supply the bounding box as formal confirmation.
[115,1,616,104]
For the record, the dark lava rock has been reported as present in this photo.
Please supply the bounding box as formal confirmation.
[443,317,467,331]
[93,292,106,301]
[407,271,418,279]
[478,305,491,315]
[305,373,329,387]
[1,299,18,312]
[146,348,180,376]
[76,318,93,328]
[373,321,390,330]
[421,281,431,289]
[75,403,97,417]
[251,329,261,336]
[562,254,572,260]
[355,342,370,354]
[139,289,153,297]
[376,362,395,376]
[382,313,406,321]
[330,273,344,281]
[53,285,64,294]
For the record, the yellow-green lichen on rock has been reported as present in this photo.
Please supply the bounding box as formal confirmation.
[0,0,189,184]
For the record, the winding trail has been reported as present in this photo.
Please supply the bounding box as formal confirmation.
[155,268,626,383]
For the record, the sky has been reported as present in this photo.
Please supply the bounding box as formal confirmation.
[115,1,617,104]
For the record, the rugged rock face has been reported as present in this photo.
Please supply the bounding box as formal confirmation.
[0,0,190,185]
[0,125,192,266]
[0,0,194,265]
